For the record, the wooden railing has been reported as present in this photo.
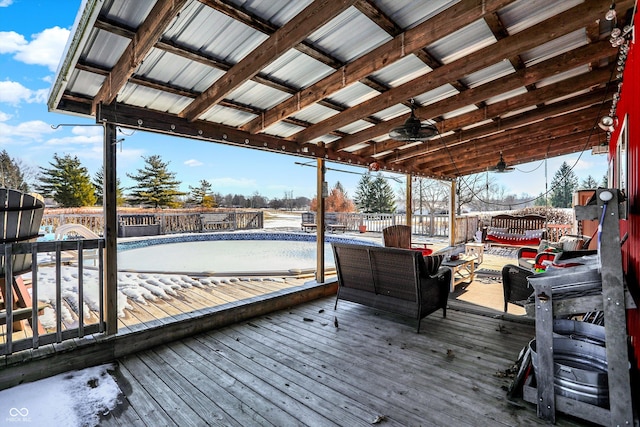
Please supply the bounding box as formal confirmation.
[42,211,264,236]
[1,239,105,356]
[546,224,573,242]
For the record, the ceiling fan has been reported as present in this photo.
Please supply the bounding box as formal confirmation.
[489,152,515,173]
[389,101,438,142]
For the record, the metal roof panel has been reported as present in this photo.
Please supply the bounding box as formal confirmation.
[227,81,291,110]
[498,0,583,35]
[306,6,392,62]
[374,0,460,29]
[425,19,497,64]
[369,54,432,88]
[261,49,335,89]
[327,82,380,108]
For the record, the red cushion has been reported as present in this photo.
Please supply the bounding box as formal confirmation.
[485,234,541,246]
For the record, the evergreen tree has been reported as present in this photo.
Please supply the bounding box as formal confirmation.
[93,168,125,205]
[0,149,30,192]
[549,162,578,208]
[371,174,396,213]
[579,175,599,190]
[354,173,395,213]
[127,155,185,208]
[36,154,96,207]
[188,179,216,207]
[354,173,375,212]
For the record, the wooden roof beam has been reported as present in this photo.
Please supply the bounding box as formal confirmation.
[181,0,356,122]
[91,0,188,113]
[241,0,516,134]
[432,132,597,177]
[291,0,622,144]
[382,87,612,163]
[332,41,614,153]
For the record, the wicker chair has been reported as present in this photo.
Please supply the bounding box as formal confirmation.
[501,264,535,312]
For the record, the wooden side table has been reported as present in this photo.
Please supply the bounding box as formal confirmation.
[464,242,484,264]
[441,258,475,292]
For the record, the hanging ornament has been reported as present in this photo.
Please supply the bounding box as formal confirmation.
[369,162,380,172]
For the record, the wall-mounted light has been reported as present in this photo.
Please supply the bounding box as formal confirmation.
[598,115,616,132]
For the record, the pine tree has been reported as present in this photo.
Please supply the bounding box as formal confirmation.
[371,174,396,213]
[36,154,97,207]
[579,175,599,190]
[0,149,30,192]
[188,179,216,207]
[354,173,395,213]
[93,168,125,205]
[549,162,578,208]
[127,155,185,208]
[354,173,375,212]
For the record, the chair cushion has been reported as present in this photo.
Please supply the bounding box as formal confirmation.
[558,235,584,251]
[423,254,444,276]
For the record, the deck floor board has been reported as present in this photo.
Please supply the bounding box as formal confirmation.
[103,297,588,427]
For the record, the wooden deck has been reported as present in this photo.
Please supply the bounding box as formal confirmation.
[101,297,588,427]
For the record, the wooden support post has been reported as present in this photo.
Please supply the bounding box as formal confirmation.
[104,123,118,335]
[316,157,326,284]
[449,180,456,247]
[405,175,412,229]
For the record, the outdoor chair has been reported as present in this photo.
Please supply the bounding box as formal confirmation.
[53,223,101,265]
[501,264,535,312]
[0,188,46,332]
[382,225,432,255]
[517,234,593,270]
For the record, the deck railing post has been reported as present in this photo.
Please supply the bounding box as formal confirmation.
[104,123,118,335]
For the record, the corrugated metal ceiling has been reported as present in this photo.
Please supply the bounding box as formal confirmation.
[48,0,629,179]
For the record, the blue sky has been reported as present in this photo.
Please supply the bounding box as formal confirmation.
[0,0,609,201]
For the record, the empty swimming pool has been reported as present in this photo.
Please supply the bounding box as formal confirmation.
[117,232,376,276]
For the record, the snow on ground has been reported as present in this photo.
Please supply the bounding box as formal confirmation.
[0,364,121,427]
[1,214,307,426]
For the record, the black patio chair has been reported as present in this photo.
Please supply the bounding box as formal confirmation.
[501,264,535,312]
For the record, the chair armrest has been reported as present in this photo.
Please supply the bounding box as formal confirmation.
[517,247,538,259]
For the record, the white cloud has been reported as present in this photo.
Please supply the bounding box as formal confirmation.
[0,80,47,104]
[0,0,14,7]
[0,110,12,121]
[0,30,26,53]
[0,26,70,71]
[184,159,203,167]
[0,119,56,144]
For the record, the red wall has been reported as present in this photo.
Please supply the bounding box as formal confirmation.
[608,15,639,370]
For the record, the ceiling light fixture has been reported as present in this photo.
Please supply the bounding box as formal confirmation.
[389,100,438,142]
[489,152,515,173]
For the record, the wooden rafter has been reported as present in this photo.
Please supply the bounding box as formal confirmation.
[241,0,516,134]
[290,1,617,144]
[332,40,614,154]
[180,0,356,122]
[91,0,188,113]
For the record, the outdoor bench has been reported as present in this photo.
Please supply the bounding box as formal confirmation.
[200,213,234,231]
[484,214,546,246]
